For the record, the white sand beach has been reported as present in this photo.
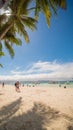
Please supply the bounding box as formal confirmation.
[0,84,73,130]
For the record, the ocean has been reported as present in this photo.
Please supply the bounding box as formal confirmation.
[0,80,73,87]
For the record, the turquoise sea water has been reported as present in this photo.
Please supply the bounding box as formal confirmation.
[0,80,73,87]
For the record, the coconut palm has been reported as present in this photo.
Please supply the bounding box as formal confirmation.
[0,0,66,40]
[0,0,37,40]
[0,0,37,58]
[0,0,66,59]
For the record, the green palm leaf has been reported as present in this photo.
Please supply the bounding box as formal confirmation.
[0,64,3,68]
[41,0,51,26]
[15,17,29,43]
[34,0,66,26]
[0,51,5,56]
[21,16,37,31]
[34,0,41,20]
[17,0,31,14]
[4,41,14,58]
[0,22,13,40]
[0,42,5,57]
[5,31,22,46]
[0,42,2,51]
[54,0,66,9]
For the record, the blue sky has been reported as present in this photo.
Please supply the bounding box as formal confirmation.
[0,0,73,81]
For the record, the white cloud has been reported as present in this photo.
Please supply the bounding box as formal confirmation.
[0,60,73,81]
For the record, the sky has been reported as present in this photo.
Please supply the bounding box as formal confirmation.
[0,0,73,81]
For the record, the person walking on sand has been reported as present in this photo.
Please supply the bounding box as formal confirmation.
[2,82,4,87]
[15,81,20,92]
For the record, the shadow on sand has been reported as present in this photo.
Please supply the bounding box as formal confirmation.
[0,98,73,130]
[67,126,73,130]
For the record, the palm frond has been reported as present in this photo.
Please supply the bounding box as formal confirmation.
[0,51,5,56]
[4,41,14,58]
[34,0,41,20]
[54,0,67,9]
[17,0,28,15]
[0,21,13,40]
[10,0,31,15]
[49,0,57,15]
[0,42,5,57]
[19,0,31,14]
[0,42,2,51]
[41,0,51,26]
[15,17,29,43]
[34,0,66,26]
[5,31,22,46]
[9,37,22,46]
[21,16,37,31]
[0,64,3,68]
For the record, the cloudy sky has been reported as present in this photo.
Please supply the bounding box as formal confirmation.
[0,0,73,81]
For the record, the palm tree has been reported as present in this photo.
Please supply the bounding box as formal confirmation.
[0,0,66,59]
[0,0,37,57]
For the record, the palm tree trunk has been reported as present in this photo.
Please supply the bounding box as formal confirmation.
[0,23,13,40]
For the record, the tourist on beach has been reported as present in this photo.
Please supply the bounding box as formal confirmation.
[15,81,20,92]
[2,82,4,87]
